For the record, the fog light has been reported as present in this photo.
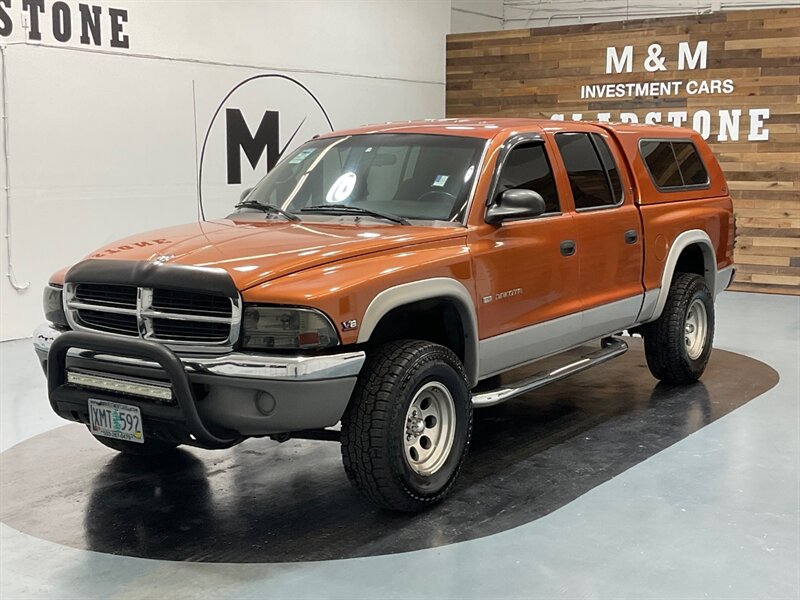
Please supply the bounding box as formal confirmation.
[255,391,277,416]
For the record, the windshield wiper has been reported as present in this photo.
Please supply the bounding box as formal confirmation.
[234,200,299,222]
[300,205,410,225]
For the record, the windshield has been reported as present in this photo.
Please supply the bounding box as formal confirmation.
[241,133,486,223]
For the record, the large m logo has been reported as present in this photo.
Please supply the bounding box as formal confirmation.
[225,108,280,185]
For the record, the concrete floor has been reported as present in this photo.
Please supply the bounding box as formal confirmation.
[1,291,798,599]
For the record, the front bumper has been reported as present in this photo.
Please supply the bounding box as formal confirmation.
[34,323,365,448]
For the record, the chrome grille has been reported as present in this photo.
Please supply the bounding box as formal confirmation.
[152,318,230,342]
[152,288,232,318]
[64,283,241,351]
[79,308,139,336]
[74,283,137,309]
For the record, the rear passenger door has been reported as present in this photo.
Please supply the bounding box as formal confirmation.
[551,126,645,338]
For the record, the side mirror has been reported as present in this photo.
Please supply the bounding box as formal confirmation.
[240,187,253,202]
[485,189,546,224]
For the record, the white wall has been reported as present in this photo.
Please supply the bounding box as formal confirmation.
[0,0,450,340]
[504,0,800,28]
[454,0,800,32]
[451,0,503,33]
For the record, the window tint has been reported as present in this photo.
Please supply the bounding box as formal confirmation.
[495,142,559,213]
[672,141,709,185]
[320,143,352,198]
[364,146,407,203]
[555,132,616,209]
[591,133,623,203]
[640,140,708,189]
[640,141,682,187]
[399,144,479,204]
[246,134,485,222]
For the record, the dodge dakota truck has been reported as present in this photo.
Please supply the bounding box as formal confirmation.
[34,118,735,512]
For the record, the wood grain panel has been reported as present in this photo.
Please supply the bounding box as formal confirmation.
[447,8,800,295]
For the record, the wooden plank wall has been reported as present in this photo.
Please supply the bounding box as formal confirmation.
[446,8,800,295]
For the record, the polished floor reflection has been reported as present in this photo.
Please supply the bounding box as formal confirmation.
[0,339,778,563]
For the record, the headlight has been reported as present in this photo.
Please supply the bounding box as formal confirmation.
[241,306,339,350]
[43,284,69,328]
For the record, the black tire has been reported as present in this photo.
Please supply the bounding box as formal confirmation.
[341,340,473,512]
[91,431,179,457]
[643,272,715,384]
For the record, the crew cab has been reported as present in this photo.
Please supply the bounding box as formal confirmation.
[34,118,735,512]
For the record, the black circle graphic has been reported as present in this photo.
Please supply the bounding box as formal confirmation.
[197,73,334,219]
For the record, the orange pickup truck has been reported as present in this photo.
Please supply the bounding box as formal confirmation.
[34,118,735,511]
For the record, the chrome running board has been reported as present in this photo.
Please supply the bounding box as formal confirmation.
[472,337,628,408]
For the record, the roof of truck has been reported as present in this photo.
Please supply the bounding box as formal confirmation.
[317,118,700,140]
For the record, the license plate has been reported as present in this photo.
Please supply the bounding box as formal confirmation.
[88,398,144,443]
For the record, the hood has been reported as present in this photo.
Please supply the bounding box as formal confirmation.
[84,218,466,290]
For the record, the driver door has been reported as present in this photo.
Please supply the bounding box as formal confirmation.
[470,134,582,378]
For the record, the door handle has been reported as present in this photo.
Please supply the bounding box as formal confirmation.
[560,240,576,256]
[624,229,639,244]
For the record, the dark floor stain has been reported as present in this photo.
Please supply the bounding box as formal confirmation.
[0,339,778,562]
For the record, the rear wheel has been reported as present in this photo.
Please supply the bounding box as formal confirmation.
[341,340,473,512]
[643,272,715,384]
[91,431,179,457]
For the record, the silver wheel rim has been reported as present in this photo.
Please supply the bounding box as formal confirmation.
[685,298,708,360]
[403,381,456,476]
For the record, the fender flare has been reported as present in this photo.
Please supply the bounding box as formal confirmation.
[356,278,480,387]
[648,229,717,322]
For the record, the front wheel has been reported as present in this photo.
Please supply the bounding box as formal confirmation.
[341,340,473,512]
[643,272,715,384]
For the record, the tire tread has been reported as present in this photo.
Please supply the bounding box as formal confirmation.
[643,272,714,384]
[340,340,472,512]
